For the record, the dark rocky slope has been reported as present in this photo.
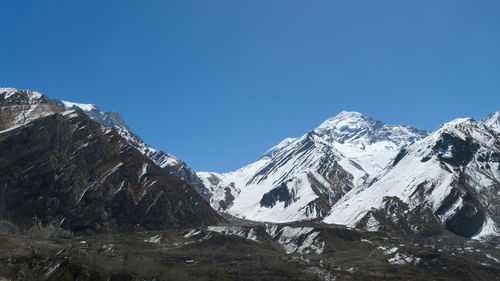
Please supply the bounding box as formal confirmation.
[0,110,223,233]
[53,99,212,201]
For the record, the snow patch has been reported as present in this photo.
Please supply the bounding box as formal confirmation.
[144,234,162,244]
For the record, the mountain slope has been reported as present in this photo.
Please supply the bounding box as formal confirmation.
[0,109,223,233]
[324,117,500,238]
[199,111,430,222]
[54,99,211,200]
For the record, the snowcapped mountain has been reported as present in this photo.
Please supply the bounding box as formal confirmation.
[54,99,211,200]
[324,117,500,238]
[4,86,499,239]
[198,111,430,222]
[0,87,62,130]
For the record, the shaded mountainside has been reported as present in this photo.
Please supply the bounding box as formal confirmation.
[325,118,500,238]
[53,99,211,201]
[198,111,430,223]
[0,110,223,233]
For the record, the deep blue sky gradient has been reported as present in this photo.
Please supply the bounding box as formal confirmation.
[1,1,499,171]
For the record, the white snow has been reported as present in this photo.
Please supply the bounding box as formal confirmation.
[144,234,162,244]
[139,163,148,180]
[207,226,259,242]
[388,252,421,265]
[59,100,98,112]
[364,213,381,232]
[472,217,499,239]
[383,247,398,255]
[0,124,22,135]
[485,253,500,263]
[77,162,123,204]
[61,110,77,116]
[184,229,202,238]
[265,225,324,254]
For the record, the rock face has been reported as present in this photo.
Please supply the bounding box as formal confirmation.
[325,118,500,238]
[198,111,430,222]
[0,95,223,233]
[53,99,211,200]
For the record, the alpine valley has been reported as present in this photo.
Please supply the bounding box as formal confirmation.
[0,87,499,281]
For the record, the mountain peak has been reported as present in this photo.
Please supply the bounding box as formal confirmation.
[54,99,130,131]
[436,117,484,137]
[314,111,429,146]
[315,111,367,131]
[0,87,49,105]
[336,110,365,118]
[439,117,475,128]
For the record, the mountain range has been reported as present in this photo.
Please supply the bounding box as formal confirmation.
[1,86,499,239]
[1,86,499,279]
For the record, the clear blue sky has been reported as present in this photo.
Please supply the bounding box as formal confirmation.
[1,1,499,172]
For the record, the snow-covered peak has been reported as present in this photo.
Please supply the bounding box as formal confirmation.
[439,117,475,129]
[54,99,130,131]
[0,87,47,105]
[314,111,430,147]
[315,111,366,132]
[58,100,99,112]
[481,110,500,134]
